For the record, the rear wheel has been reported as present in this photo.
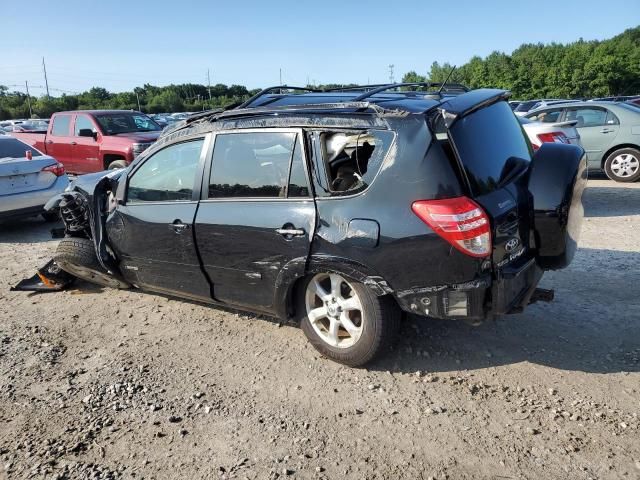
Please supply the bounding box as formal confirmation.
[54,237,129,289]
[298,272,400,367]
[604,148,640,182]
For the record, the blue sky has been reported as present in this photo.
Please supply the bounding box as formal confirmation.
[2,0,638,95]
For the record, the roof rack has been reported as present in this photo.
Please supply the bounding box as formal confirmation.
[351,82,469,101]
[237,85,324,109]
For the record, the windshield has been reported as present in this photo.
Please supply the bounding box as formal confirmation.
[95,113,161,135]
[620,102,640,114]
[0,138,43,159]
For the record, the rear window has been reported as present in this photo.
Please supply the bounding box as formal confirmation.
[448,101,532,196]
[0,138,43,159]
[514,101,538,113]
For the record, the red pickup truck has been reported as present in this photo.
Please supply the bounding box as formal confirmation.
[12,110,162,174]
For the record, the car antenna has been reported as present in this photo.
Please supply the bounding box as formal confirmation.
[436,66,457,96]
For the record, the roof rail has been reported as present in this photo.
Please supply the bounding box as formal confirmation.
[237,85,323,109]
[352,82,469,102]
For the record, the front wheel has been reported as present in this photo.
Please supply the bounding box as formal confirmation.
[54,237,130,289]
[604,148,640,182]
[298,273,400,367]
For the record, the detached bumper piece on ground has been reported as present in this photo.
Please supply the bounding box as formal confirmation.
[11,259,75,292]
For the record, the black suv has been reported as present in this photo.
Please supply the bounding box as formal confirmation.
[42,84,587,366]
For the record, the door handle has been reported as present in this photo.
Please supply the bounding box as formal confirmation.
[70,141,77,145]
[276,227,305,237]
[45,140,54,144]
[169,219,189,234]
[600,128,614,133]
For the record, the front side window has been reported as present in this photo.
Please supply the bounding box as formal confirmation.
[209,132,309,198]
[51,115,71,136]
[566,108,607,127]
[127,139,203,203]
[74,115,96,135]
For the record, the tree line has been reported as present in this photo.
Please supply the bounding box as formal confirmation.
[1,26,638,121]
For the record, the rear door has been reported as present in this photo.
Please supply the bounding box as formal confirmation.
[194,128,315,312]
[446,100,533,271]
[71,114,101,173]
[46,114,75,170]
[107,135,212,300]
[565,106,619,165]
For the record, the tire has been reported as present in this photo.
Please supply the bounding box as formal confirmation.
[298,272,400,367]
[42,211,60,222]
[604,148,640,182]
[107,160,127,170]
[54,237,130,289]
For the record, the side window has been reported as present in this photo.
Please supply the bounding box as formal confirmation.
[318,130,394,196]
[566,108,607,127]
[51,115,71,136]
[209,132,309,198]
[127,139,203,203]
[527,109,562,123]
[605,109,620,125]
[74,115,96,136]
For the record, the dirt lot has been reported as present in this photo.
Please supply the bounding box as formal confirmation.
[0,178,639,480]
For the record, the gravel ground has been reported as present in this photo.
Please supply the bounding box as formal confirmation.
[0,178,639,480]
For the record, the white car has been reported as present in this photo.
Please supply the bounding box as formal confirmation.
[0,136,69,222]
[518,117,581,151]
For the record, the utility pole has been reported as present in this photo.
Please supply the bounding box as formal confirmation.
[207,69,212,100]
[42,57,50,99]
[25,81,33,117]
[135,91,142,112]
[388,64,395,84]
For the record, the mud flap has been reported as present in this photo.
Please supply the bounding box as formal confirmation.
[10,259,76,292]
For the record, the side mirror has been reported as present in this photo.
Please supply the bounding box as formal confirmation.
[78,128,97,140]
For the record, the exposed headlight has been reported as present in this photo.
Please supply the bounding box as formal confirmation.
[132,143,152,156]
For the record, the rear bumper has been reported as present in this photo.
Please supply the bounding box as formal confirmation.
[0,176,69,219]
[395,258,543,322]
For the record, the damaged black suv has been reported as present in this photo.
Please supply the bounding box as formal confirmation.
[39,84,587,366]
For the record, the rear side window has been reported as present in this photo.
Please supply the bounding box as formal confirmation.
[318,130,394,196]
[127,139,203,203]
[209,132,309,198]
[51,115,71,136]
[448,101,531,196]
[0,138,43,158]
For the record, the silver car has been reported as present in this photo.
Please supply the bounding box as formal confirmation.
[518,117,581,150]
[0,136,69,221]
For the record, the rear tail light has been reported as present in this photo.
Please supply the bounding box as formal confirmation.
[537,132,569,145]
[411,196,492,258]
[41,163,65,177]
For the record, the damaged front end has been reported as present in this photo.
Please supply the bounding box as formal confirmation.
[13,169,129,292]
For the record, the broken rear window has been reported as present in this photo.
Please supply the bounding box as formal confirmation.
[316,130,394,196]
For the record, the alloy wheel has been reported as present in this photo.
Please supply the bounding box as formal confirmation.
[610,153,639,178]
[305,273,364,349]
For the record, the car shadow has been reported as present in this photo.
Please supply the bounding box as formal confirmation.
[0,216,61,244]
[369,247,640,375]
[583,185,640,217]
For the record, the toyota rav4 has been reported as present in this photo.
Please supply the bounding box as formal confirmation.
[33,84,587,366]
